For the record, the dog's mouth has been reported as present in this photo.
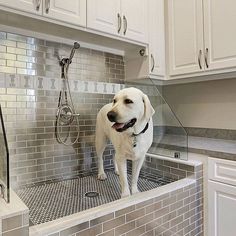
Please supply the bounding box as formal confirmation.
[112,118,137,132]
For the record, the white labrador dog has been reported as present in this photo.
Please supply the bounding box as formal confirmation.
[95,87,155,197]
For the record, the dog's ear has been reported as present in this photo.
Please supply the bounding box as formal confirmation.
[143,94,155,120]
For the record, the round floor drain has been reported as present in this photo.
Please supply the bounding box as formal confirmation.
[85,191,99,198]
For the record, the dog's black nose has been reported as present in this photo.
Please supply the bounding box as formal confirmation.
[107,111,117,122]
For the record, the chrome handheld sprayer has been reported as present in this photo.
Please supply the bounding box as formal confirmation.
[55,42,80,146]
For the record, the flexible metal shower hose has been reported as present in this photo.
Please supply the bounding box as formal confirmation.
[55,62,80,146]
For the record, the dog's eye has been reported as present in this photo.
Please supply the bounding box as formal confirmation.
[124,99,133,104]
[113,99,117,104]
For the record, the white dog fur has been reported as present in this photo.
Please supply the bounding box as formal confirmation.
[95,87,155,197]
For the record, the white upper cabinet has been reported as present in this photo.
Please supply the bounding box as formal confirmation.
[0,0,42,14]
[167,0,236,77]
[87,0,121,35]
[167,0,204,75]
[121,0,148,43]
[125,0,165,81]
[0,0,86,27]
[87,0,148,44]
[43,0,86,27]
[203,0,236,71]
[149,0,165,77]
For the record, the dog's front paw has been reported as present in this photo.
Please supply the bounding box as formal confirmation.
[131,187,140,195]
[121,192,130,198]
[114,169,119,176]
[98,172,107,180]
[121,193,130,198]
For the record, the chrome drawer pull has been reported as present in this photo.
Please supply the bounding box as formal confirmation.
[205,48,209,68]
[35,0,41,11]
[45,0,50,14]
[123,15,127,35]
[151,54,155,72]
[117,13,122,33]
[198,49,202,69]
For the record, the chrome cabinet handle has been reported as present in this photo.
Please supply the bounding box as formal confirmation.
[205,48,209,68]
[151,54,155,72]
[198,50,202,69]
[45,0,50,14]
[123,15,127,35]
[117,13,122,33]
[35,0,41,11]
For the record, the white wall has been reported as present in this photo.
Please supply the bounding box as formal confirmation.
[163,78,236,130]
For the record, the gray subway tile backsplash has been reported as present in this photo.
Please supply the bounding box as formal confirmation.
[0,31,125,189]
[2,226,29,236]
[2,215,22,232]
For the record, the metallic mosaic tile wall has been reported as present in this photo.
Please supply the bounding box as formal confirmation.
[0,31,125,189]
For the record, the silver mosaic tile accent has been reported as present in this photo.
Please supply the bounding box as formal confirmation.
[16,171,171,225]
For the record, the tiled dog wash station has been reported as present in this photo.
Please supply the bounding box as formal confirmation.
[0,31,204,236]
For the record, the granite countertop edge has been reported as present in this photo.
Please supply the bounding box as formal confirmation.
[153,135,236,162]
[187,147,236,161]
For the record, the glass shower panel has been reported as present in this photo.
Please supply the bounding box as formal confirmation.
[0,104,10,203]
[125,78,188,160]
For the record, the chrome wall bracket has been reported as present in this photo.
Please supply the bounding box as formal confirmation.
[174,152,181,159]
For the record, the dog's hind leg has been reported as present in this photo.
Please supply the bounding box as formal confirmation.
[131,157,145,194]
[95,124,107,180]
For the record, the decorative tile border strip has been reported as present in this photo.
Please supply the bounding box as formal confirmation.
[0,73,159,96]
[0,73,125,95]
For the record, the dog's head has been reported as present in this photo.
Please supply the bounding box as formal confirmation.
[107,87,155,132]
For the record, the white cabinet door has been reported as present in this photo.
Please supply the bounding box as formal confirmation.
[43,0,86,27]
[0,0,41,14]
[167,0,204,75]
[87,0,121,35]
[208,180,236,236]
[203,0,236,71]
[121,0,148,43]
[149,0,165,77]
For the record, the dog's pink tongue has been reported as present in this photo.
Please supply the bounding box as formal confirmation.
[112,123,125,130]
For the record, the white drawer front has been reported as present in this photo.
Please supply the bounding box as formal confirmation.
[208,157,236,186]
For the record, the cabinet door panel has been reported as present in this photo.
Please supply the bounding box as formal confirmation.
[208,180,236,236]
[149,0,165,76]
[0,0,41,14]
[87,0,120,35]
[43,0,86,27]
[209,157,236,187]
[121,0,148,43]
[168,0,204,75]
[204,0,236,70]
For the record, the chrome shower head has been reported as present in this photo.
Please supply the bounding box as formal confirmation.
[69,42,80,63]
[74,42,80,49]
